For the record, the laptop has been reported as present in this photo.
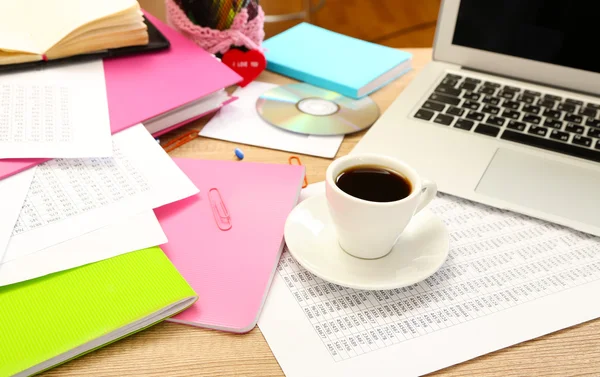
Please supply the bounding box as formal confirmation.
[353,0,600,236]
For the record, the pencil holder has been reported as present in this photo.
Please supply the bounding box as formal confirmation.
[166,0,265,56]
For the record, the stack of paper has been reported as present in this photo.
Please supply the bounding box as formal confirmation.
[0,123,199,286]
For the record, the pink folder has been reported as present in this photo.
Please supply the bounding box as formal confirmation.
[0,12,241,180]
[155,158,305,333]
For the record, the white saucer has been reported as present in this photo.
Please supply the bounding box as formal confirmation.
[284,195,450,290]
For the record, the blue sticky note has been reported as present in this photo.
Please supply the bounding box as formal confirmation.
[263,23,412,99]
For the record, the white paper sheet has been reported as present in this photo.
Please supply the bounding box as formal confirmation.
[258,182,600,377]
[199,81,344,158]
[0,167,35,262]
[0,60,111,158]
[3,124,198,262]
[0,210,166,286]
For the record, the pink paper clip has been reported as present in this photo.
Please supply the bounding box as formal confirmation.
[208,188,232,231]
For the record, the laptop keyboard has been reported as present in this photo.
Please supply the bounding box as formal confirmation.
[412,73,600,163]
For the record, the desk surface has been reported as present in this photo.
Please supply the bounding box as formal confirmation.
[42,48,600,377]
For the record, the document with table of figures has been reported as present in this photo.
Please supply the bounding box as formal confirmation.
[2,124,198,263]
[0,60,111,158]
[258,183,600,377]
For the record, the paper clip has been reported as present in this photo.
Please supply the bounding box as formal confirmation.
[208,188,232,231]
[288,156,308,188]
[162,129,199,153]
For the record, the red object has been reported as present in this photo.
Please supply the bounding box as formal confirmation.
[221,48,266,87]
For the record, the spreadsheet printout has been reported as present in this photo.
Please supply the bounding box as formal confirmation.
[258,182,600,377]
[0,60,111,158]
[3,124,198,262]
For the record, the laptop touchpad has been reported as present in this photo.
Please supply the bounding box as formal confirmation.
[475,148,600,228]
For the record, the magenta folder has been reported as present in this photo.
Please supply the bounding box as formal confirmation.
[155,158,305,333]
[0,12,241,180]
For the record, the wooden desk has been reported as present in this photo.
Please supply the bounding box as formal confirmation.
[43,48,600,377]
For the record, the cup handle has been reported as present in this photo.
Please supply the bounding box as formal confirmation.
[414,179,437,214]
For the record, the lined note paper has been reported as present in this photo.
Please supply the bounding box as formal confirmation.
[258,183,600,377]
[3,124,198,262]
[0,60,111,158]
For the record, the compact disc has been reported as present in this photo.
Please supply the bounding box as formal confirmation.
[256,83,380,135]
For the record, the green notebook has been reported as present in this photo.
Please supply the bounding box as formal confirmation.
[0,247,197,377]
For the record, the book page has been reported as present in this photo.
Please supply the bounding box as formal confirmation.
[258,183,600,377]
[0,0,138,54]
[0,60,112,158]
[3,124,198,262]
[0,210,166,286]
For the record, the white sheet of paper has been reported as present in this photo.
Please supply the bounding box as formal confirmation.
[3,124,197,263]
[199,81,344,158]
[0,60,111,158]
[258,182,600,377]
[0,210,166,287]
[0,167,35,262]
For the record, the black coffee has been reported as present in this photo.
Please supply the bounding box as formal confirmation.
[335,165,411,202]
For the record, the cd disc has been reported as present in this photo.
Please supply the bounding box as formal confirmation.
[256,83,380,135]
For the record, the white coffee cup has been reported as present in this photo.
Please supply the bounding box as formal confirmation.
[325,153,437,259]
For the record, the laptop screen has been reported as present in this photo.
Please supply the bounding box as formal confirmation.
[452,0,600,74]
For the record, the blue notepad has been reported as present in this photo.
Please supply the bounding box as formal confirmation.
[263,23,412,99]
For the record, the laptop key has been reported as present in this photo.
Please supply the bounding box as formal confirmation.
[504,85,521,92]
[482,96,501,105]
[543,109,561,119]
[435,85,462,97]
[585,118,600,128]
[580,107,597,117]
[462,100,480,110]
[543,118,563,129]
[517,94,535,104]
[557,103,576,113]
[573,135,592,147]
[507,120,526,131]
[544,94,562,101]
[565,98,583,106]
[454,119,474,131]
[482,104,500,115]
[566,123,585,134]
[484,81,501,88]
[465,77,481,84]
[502,109,521,119]
[445,73,462,80]
[550,130,570,142]
[463,92,481,101]
[422,101,445,112]
[475,124,500,137]
[502,100,520,110]
[446,106,464,116]
[487,115,505,126]
[466,111,485,121]
[479,86,496,95]
[528,125,547,136]
[441,78,459,87]
[414,109,435,121]
[460,82,477,91]
[586,103,600,110]
[524,89,541,96]
[502,130,600,163]
[523,114,542,124]
[588,128,600,138]
[433,114,455,126]
[522,104,540,114]
[429,93,460,106]
[498,90,515,99]
[596,140,600,150]
[564,113,583,124]
[538,99,555,108]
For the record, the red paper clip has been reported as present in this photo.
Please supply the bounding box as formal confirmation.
[208,188,232,231]
[288,156,308,188]
[162,129,199,153]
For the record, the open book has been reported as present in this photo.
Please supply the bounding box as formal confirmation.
[0,0,149,65]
